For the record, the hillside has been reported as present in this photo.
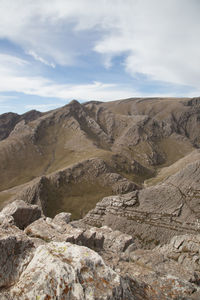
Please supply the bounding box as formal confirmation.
[0,97,200,220]
[1,97,200,299]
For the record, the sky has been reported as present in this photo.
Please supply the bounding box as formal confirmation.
[0,0,199,114]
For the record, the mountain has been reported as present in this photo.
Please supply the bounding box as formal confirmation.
[1,97,200,298]
[0,109,42,141]
[0,97,200,221]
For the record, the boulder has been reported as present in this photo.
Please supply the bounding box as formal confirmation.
[81,227,104,249]
[0,200,42,229]
[0,226,34,289]
[53,212,71,224]
[6,242,136,300]
[25,217,85,244]
[93,226,134,253]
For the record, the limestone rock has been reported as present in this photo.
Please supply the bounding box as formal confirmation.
[159,234,200,275]
[84,177,200,248]
[81,226,135,253]
[0,226,34,289]
[83,191,139,227]
[1,203,200,298]
[0,214,15,227]
[102,234,200,299]
[122,233,200,299]
[0,200,42,229]
[25,217,85,243]
[81,227,104,249]
[53,212,71,224]
[97,226,134,253]
[6,242,136,300]
[25,217,135,254]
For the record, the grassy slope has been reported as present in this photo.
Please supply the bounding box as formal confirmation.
[44,180,113,219]
[0,116,111,191]
[145,149,200,186]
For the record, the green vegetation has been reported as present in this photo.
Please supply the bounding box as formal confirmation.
[0,119,112,191]
[145,137,194,186]
[44,180,113,219]
[0,192,12,209]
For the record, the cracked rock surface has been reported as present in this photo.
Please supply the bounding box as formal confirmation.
[0,200,200,299]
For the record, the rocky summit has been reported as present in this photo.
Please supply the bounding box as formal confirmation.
[0,199,200,299]
[1,97,200,299]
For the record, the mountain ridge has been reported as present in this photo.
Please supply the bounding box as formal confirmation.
[1,96,200,298]
[0,96,199,221]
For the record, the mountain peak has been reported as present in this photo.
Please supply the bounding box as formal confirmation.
[68,99,80,106]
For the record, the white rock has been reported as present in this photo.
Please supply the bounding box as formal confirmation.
[9,242,131,299]
[53,212,71,224]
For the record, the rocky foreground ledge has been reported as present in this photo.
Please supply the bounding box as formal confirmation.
[0,200,200,299]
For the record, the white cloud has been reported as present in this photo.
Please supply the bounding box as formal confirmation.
[0,52,197,107]
[0,73,139,101]
[0,53,28,69]
[0,53,138,101]
[24,103,62,111]
[92,0,200,88]
[27,51,55,68]
[0,0,199,91]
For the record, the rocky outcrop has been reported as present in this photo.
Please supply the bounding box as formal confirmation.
[4,242,137,300]
[84,166,200,248]
[24,216,135,254]
[0,202,138,300]
[97,232,200,299]
[1,200,200,299]
[159,234,200,277]
[0,200,42,229]
[53,211,72,224]
[118,233,200,299]
[0,225,34,290]
[0,226,138,300]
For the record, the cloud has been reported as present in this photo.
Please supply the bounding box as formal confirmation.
[93,0,200,88]
[0,74,139,101]
[0,0,199,92]
[0,0,105,65]
[0,53,139,101]
[0,52,197,108]
[27,51,55,68]
[0,53,28,70]
[24,103,62,111]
